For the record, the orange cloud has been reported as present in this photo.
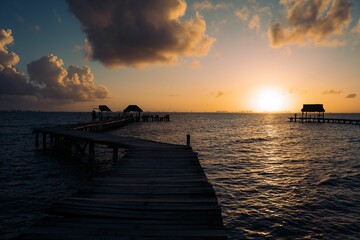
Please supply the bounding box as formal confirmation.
[68,0,215,68]
[322,89,342,94]
[234,7,249,21]
[268,0,351,47]
[193,0,230,11]
[249,15,260,30]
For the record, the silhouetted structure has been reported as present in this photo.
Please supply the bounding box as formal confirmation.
[123,105,143,121]
[98,105,112,120]
[289,104,360,125]
[301,104,325,118]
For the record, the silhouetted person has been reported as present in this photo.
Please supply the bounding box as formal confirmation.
[92,110,97,121]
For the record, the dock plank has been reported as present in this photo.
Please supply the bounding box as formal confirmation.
[18,125,226,239]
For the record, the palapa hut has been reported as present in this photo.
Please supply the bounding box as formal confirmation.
[301,104,325,118]
[98,105,112,120]
[123,105,143,121]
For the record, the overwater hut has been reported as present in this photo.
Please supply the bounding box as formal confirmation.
[301,104,325,118]
[123,105,143,121]
[98,105,111,120]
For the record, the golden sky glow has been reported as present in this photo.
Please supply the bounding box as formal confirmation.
[0,0,360,112]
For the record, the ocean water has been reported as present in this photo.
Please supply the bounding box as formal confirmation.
[1,112,360,239]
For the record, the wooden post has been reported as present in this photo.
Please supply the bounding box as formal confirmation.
[89,142,95,161]
[113,147,118,163]
[35,132,39,148]
[42,133,46,151]
[186,133,190,146]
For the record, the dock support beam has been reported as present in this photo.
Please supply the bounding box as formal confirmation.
[89,142,95,161]
[186,133,190,146]
[35,132,39,148]
[42,133,46,151]
[113,147,118,163]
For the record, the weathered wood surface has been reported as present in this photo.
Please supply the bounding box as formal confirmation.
[18,128,226,239]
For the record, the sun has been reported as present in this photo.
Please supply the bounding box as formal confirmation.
[255,88,284,112]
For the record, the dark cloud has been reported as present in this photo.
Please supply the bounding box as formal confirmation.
[345,93,357,98]
[0,29,110,109]
[67,0,215,68]
[322,89,342,94]
[269,0,351,47]
[211,90,227,98]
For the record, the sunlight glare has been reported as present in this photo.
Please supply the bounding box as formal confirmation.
[255,88,284,112]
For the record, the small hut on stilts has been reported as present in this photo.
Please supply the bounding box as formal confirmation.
[123,105,143,122]
[301,104,325,118]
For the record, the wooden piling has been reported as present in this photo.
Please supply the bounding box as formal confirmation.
[35,131,39,148]
[88,142,95,161]
[112,146,118,163]
[42,133,46,151]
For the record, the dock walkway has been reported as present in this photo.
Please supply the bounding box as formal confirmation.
[289,117,360,125]
[18,126,226,239]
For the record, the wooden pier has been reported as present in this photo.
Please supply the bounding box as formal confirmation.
[289,116,360,125]
[18,121,226,239]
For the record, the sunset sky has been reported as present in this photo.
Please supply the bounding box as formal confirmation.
[1,0,360,113]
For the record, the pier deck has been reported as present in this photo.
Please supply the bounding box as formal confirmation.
[18,126,226,239]
[289,117,360,125]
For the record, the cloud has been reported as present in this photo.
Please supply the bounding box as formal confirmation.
[0,29,110,106]
[27,55,110,101]
[74,38,92,61]
[32,24,40,32]
[234,7,249,21]
[193,0,230,11]
[53,9,62,23]
[345,93,357,98]
[352,19,360,33]
[211,90,227,98]
[322,89,342,94]
[191,59,201,68]
[249,14,261,30]
[268,0,352,47]
[67,0,215,68]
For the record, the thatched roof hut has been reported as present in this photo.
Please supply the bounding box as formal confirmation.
[123,105,143,122]
[301,104,325,118]
[99,105,112,112]
[123,105,143,113]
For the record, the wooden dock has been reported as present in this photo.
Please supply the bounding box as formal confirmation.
[17,124,226,239]
[289,117,360,125]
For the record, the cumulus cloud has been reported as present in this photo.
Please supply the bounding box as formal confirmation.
[193,0,229,11]
[67,0,215,68]
[0,29,110,107]
[27,54,109,101]
[352,19,360,33]
[345,93,357,98]
[268,0,352,47]
[234,7,249,21]
[322,89,342,94]
[249,14,261,30]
